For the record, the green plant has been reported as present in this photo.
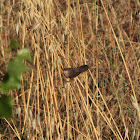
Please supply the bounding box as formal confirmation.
[0,48,32,118]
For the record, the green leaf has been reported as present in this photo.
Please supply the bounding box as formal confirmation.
[0,48,32,93]
[17,48,32,62]
[8,59,29,77]
[0,95,13,118]
[0,76,21,93]
[10,40,19,49]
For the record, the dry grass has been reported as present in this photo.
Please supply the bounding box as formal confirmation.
[0,0,140,139]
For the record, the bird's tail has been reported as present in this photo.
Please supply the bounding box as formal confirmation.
[78,65,89,73]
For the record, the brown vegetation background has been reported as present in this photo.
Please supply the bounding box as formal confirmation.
[0,0,140,139]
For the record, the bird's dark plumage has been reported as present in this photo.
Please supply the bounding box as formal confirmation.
[63,65,89,78]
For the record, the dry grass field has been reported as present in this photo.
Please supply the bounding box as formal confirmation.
[0,0,140,139]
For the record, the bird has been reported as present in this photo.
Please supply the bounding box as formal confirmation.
[63,65,89,78]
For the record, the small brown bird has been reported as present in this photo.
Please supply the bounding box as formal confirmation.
[63,65,89,78]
